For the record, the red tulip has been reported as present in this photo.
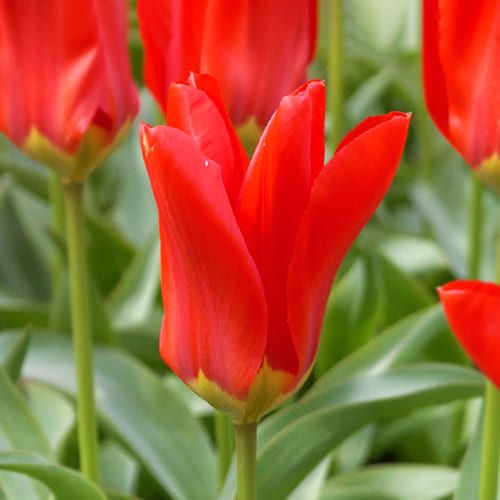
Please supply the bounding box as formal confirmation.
[439,280,500,387]
[0,0,139,181]
[140,74,410,422]
[423,0,500,189]
[137,0,316,126]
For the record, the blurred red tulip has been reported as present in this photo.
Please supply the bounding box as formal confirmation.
[140,74,410,422]
[423,0,500,189]
[0,0,139,181]
[439,280,500,387]
[137,0,317,126]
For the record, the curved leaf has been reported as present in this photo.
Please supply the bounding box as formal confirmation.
[0,452,106,500]
[320,464,458,500]
[23,334,216,500]
[220,364,482,499]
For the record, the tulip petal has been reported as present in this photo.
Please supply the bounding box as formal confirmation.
[137,0,208,113]
[0,0,137,153]
[167,74,248,206]
[288,112,410,378]
[423,0,500,167]
[439,280,500,388]
[140,124,267,400]
[236,80,325,374]
[201,0,317,125]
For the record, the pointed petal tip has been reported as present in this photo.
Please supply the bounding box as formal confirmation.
[139,122,155,157]
[335,110,411,156]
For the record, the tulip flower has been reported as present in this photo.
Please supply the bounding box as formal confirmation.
[141,74,410,423]
[423,0,500,189]
[0,0,139,182]
[439,280,500,387]
[137,0,316,126]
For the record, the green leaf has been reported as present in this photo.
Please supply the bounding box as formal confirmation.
[452,402,500,500]
[0,452,106,500]
[0,183,50,301]
[23,334,217,500]
[314,304,447,391]
[0,136,48,199]
[108,235,160,330]
[0,369,52,500]
[320,465,458,500]
[255,364,481,499]
[99,441,139,495]
[25,383,75,459]
[0,330,29,380]
[288,457,331,500]
[316,255,382,376]
[378,254,433,325]
[0,296,48,330]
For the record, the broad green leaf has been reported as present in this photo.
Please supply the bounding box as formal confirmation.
[316,255,382,376]
[0,330,29,380]
[25,383,75,458]
[378,254,433,325]
[0,137,47,199]
[99,440,139,495]
[108,235,160,330]
[219,364,482,500]
[0,296,48,330]
[372,402,467,464]
[288,457,331,500]
[378,234,448,280]
[320,465,457,500]
[23,334,217,500]
[453,402,500,500]
[86,213,135,298]
[91,91,158,247]
[313,304,447,391]
[411,160,497,281]
[163,374,214,417]
[9,185,52,274]
[0,451,106,500]
[0,369,51,500]
[0,183,50,300]
[331,426,375,474]
[256,365,480,499]
[115,319,163,371]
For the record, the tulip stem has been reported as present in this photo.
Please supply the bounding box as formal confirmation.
[327,0,344,150]
[234,422,257,500]
[63,182,100,483]
[468,174,484,279]
[215,413,234,487]
[479,381,500,500]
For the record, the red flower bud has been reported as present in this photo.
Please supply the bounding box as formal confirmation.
[137,0,316,126]
[439,280,500,387]
[0,0,139,181]
[141,74,410,422]
[423,0,500,190]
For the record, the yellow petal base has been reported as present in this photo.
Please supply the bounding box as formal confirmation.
[22,119,132,183]
[189,361,297,424]
[476,153,500,193]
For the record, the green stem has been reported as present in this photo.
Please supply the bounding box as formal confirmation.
[63,182,100,483]
[327,0,344,150]
[215,413,234,487]
[468,174,484,280]
[479,381,500,500]
[234,422,257,500]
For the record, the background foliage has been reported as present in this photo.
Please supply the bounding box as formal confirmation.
[0,1,494,499]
